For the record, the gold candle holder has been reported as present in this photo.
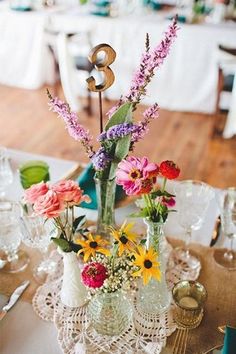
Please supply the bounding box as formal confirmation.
[172,280,207,329]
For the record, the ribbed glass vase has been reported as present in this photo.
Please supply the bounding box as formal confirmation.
[88,290,133,336]
[95,177,116,238]
[137,218,171,314]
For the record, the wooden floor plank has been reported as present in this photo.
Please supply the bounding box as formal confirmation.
[0,84,235,189]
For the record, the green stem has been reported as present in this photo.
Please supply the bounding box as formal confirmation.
[54,216,67,240]
[111,243,119,275]
[162,178,167,193]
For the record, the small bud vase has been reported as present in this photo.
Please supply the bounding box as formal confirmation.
[88,290,133,336]
[94,177,116,239]
[137,219,171,314]
[60,251,88,308]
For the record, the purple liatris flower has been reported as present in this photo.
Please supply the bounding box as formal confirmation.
[98,123,137,142]
[48,96,95,158]
[91,148,111,170]
[131,103,159,144]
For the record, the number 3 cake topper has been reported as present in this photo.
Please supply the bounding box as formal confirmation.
[86,44,116,133]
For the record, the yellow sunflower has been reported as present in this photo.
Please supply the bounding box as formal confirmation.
[132,245,161,285]
[110,221,138,256]
[76,233,110,262]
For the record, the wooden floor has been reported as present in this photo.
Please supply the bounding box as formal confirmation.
[0,84,235,189]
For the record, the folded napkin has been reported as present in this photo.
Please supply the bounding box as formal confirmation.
[77,164,125,210]
[222,326,236,354]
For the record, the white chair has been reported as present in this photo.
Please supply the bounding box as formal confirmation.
[56,31,94,113]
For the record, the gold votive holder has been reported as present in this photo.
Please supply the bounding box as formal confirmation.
[172,280,207,329]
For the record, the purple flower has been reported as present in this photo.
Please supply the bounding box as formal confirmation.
[98,123,137,142]
[48,96,95,157]
[131,103,159,144]
[107,17,178,116]
[91,148,111,171]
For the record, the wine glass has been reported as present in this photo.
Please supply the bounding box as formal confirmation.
[0,147,13,200]
[174,180,215,269]
[20,212,57,284]
[0,201,30,273]
[214,187,236,270]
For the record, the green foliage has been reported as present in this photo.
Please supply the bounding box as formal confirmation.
[51,237,72,253]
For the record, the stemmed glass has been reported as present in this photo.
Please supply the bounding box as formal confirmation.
[0,147,13,200]
[20,212,57,284]
[0,201,30,273]
[214,187,236,270]
[174,180,215,269]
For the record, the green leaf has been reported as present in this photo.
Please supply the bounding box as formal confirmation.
[105,102,133,131]
[140,239,147,245]
[109,134,131,179]
[72,215,86,233]
[51,237,72,252]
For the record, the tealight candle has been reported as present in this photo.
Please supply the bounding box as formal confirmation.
[179,296,199,309]
[172,280,207,329]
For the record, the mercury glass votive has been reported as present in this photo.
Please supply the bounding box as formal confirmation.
[172,280,207,328]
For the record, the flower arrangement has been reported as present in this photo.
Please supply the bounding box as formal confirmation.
[116,156,180,223]
[79,221,161,293]
[48,17,178,181]
[23,180,91,252]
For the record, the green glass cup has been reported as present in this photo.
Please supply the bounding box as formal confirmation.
[19,160,50,189]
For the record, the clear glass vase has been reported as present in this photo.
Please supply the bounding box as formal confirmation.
[137,219,171,315]
[95,178,116,238]
[88,290,133,336]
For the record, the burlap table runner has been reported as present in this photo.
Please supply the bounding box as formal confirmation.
[1,240,236,354]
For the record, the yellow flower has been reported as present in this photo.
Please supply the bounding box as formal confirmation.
[132,245,161,285]
[76,233,110,262]
[110,221,138,256]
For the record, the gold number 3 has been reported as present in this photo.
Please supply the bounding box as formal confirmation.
[86,43,116,92]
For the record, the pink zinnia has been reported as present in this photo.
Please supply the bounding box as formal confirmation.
[116,156,159,196]
[81,262,108,289]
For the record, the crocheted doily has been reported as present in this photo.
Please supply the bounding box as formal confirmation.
[32,246,201,354]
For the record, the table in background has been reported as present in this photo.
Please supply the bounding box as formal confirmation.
[0,1,236,115]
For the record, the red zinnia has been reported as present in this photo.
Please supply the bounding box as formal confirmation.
[81,262,108,289]
[159,160,180,180]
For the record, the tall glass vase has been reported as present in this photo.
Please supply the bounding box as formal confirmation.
[94,177,116,238]
[137,219,171,314]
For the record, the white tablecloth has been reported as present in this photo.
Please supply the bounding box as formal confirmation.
[0,2,236,114]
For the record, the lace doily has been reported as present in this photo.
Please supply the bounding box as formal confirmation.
[32,246,201,354]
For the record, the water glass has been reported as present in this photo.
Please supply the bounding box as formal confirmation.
[214,187,236,270]
[0,201,29,273]
[174,180,215,269]
[0,147,13,199]
[20,212,57,283]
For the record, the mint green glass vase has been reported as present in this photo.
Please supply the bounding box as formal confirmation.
[137,219,171,314]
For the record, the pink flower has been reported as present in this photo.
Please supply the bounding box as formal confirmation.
[81,262,108,289]
[116,156,159,196]
[24,182,49,204]
[51,180,90,206]
[33,190,64,218]
[161,196,176,207]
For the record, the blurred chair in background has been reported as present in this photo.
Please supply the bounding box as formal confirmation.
[45,28,94,114]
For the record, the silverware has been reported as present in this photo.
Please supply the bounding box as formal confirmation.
[173,327,189,354]
[0,280,30,321]
[210,216,221,247]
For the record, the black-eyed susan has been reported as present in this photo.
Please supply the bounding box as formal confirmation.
[76,233,110,262]
[110,221,138,256]
[132,245,161,285]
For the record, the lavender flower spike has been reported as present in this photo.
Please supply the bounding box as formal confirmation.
[91,148,111,171]
[98,123,137,142]
[48,95,95,158]
[131,103,159,144]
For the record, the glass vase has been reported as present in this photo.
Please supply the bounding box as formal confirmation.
[88,290,133,336]
[94,177,116,238]
[137,219,171,314]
